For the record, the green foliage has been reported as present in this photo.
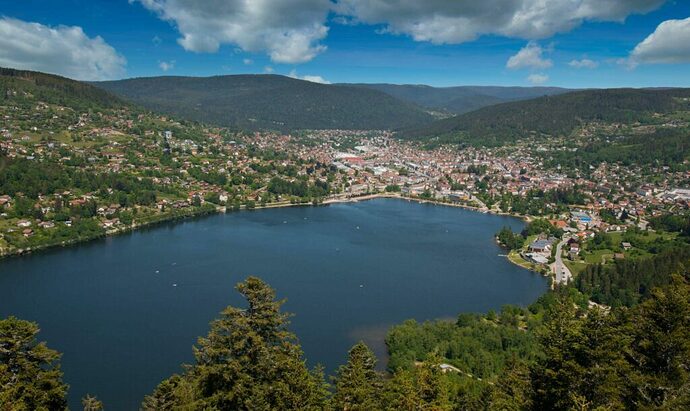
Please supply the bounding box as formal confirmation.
[496,226,525,250]
[141,277,329,410]
[547,127,690,169]
[386,309,541,379]
[576,244,690,306]
[522,218,562,238]
[0,317,68,410]
[81,394,104,411]
[402,88,690,146]
[95,75,434,131]
[650,213,690,235]
[348,83,567,114]
[0,67,123,111]
[332,342,384,410]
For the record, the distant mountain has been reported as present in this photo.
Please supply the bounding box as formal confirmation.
[346,83,570,114]
[400,88,690,146]
[0,67,125,110]
[94,75,435,131]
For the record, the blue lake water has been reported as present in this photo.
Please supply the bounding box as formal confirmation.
[0,198,547,409]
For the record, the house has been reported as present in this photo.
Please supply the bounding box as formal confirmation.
[22,228,33,237]
[621,242,632,250]
[16,220,32,228]
[550,219,568,229]
[38,221,55,229]
[101,218,119,229]
[525,252,549,264]
[0,195,11,208]
[529,239,553,253]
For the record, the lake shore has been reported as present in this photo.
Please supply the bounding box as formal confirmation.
[0,192,534,261]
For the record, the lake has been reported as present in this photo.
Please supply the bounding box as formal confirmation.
[0,198,547,409]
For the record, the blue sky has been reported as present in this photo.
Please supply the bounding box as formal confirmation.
[0,0,689,87]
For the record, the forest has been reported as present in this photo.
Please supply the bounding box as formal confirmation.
[94,75,434,131]
[401,88,690,146]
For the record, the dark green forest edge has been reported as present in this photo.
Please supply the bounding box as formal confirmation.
[3,274,689,410]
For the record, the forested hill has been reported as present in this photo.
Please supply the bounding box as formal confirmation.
[94,75,435,131]
[401,88,690,145]
[347,83,569,114]
[0,67,125,110]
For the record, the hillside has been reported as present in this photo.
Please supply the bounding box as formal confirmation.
[0,67,125,111]
[94,75,434,131]
[401,88,690,145]
[347,83,569,114]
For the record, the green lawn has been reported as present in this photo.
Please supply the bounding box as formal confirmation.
[564,260,588,277]
[583,249,615,264]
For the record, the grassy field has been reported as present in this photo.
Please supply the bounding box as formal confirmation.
[564,260,588,277]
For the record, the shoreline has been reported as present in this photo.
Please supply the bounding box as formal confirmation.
[0,192,534,262]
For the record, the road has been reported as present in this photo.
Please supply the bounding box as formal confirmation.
[551,237,573,285]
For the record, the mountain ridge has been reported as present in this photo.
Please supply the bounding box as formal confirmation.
[94,74,436,131]
[400,87,690,145]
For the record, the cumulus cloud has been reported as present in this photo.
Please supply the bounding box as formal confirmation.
[507,42,553,70]
[288,69,330,84]
[0,17,126,80]
[158,60,175,71]
[335,0,665,44]
[527,73,549,85]
[243,58,253,65]
[132,0,331,63]
[628,17,690,66]
[264,66,274,73]
[568,58,599,69]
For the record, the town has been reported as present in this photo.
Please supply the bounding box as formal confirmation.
[1,92,689,289]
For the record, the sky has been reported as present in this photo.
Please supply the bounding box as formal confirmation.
[0,0,689,88]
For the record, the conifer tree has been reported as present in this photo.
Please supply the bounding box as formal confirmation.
[332,342,383,410]
[0,317,68,410]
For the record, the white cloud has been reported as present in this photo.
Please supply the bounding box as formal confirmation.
[335,0,665,44]
[243,58,253,65]
[288,69,330,84]
[568,58,599,69]
[264,65,274,73]
[132,0,331,64]
[527,73,549,85]
[0,17,126,80]
[507,42,553,70]
[628,17,690,66]
[158,60,175,71]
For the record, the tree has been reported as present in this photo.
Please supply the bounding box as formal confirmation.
[384,368,420,411]
[142,277,329,410]
[489,359,533,411]
[81,394,104,411]
[415,351,453,410]
[332,342,384,410]
[626,275,690,408]
[530,295,584,410]
[0,317,68,410]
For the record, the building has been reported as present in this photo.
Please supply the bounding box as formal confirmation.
[529,239,553,253]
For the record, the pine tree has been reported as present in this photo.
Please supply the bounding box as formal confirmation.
[141,277,329,410]
[415,351,453,410]
[489,358,532,411]
[0,317,68,410]
[384,368,420,411]
[332,342,384,410]
[530,294,585,410]
[81,394,104,411]
[627,274,690,408]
